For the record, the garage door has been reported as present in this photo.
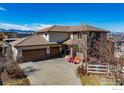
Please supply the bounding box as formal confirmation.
[22,48,47,62]
[50,47,60,58]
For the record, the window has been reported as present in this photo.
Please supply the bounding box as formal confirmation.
[73,32,82,39]
[78,33,82,39]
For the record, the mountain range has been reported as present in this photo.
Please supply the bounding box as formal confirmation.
[0,23,52,34]
[0,28,34,34]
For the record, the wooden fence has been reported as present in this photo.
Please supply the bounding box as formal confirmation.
[83,63,124,75]
[83,63,110,75]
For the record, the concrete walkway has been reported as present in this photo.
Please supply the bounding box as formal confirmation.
[19,58,81,85]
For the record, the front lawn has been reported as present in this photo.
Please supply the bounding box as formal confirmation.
[80,74,116,85]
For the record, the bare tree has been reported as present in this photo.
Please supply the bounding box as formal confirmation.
[117,55,124,85]
[5,46,26,79]
[95,34,124,85]
[76,31,124,85]
[75,32,97,75]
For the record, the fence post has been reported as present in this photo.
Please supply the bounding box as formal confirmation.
[86,61,88,74]
[107,63,110,76]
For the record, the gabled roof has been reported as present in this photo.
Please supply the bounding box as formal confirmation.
[10,35,57,47]
[37,24,110,33]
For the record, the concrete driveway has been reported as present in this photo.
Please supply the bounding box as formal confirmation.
[19,58,81,85]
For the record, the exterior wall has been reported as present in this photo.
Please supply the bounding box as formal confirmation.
[71,31,108,58]
[42,33,49,41]
[70,32,88,40]
[49,32,69,42]
[76,34,88,58]
[36,32,49,41]
[70,32,88,58]
[12,46,20,61]
[38,32,69,42]
[70,33,74,39]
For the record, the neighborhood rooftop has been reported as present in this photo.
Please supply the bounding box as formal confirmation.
[37,24,110,33]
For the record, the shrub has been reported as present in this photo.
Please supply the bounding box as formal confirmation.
[77,66,86,77]
[6,64,26,79]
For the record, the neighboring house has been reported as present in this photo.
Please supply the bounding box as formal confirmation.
[10,24,110,62]
[0,31,18,54]
[3,32,18,38]
[4,38,19,43]
[109,33,124,57]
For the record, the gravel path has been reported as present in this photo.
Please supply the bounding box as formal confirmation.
[19,58,81,85]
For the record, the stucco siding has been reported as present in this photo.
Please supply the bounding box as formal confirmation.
[12,47,22,61]
[49,32,69,42]
[42,34,49,41]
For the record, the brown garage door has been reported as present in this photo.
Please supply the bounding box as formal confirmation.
[50,47,60,58]
[22,48,47,62]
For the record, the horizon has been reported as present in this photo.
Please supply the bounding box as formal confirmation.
[0,3,124,32]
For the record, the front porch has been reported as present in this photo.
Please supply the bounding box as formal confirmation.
[63,39,86,63]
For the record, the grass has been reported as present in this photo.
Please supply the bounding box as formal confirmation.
[5,78,30,85]
[80,74,116,85]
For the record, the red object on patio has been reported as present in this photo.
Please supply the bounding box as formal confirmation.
[65,56,80,64]
[73,57,80,64]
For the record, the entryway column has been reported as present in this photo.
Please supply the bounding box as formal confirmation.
[70,46,74,58]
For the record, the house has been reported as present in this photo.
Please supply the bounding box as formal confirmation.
[10,24,110,63]
[3,32,18,38]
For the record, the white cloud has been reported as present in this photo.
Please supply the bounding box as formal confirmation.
[24,23,52,30]
[0,7,6,11]
[0,23,52,31]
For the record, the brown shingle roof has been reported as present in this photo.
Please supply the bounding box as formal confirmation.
[37,24,110,33]
[11,35,57,47]
[63,39,85,45]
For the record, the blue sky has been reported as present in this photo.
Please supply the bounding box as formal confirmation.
[0,3,124,32]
